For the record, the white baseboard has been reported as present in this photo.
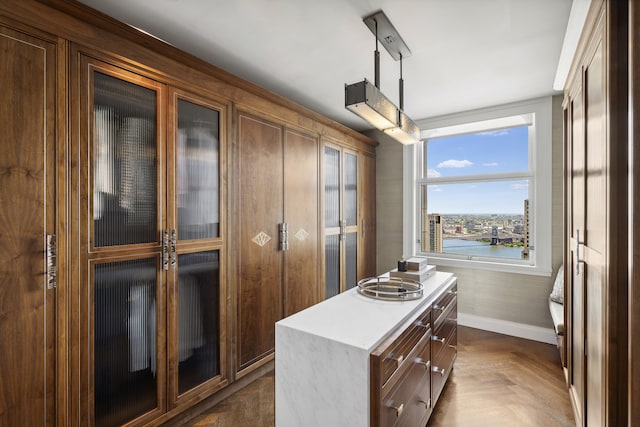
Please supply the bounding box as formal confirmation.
[458,312,557,345]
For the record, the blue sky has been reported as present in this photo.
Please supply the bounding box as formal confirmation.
[426,126,529,214]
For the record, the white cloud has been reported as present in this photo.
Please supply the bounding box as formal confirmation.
[431,187,443,192]
[427,168,442,178]
[437,159,473,168]
[479,130,509,137]
[511,183,529,190]
[482,162,499,167]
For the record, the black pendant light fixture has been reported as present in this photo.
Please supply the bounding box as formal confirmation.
[345,10,420,144]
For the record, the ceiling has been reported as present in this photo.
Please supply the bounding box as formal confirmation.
[77,0,574,132]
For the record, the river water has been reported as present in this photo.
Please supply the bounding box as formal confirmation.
[442,238,524,260]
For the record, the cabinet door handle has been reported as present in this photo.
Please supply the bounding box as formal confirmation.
[392,354,403,367]
[170,229,177,269]
[432,335,446,344]
[46,234,57,290]
[433,304,444,311]
[447,290,458,295]
[448,344,457,350]
[279,223,288,251]
[418,398,432,409]
[576,229,585,275]
[417,322,431,329]
[432,366,445,377]
[388,402,404,417]
[416,359,431,369]
[362,219,365,239]
[162,230,169,271]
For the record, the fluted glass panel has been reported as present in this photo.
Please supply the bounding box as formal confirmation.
[344,153,357,226]
[346,233,357,290]
[94,258,157,427]
[324,146,340,228]
[93,72,157,247]
[177,251,220,394]
[325,234,340,299]
[177,100,219,240]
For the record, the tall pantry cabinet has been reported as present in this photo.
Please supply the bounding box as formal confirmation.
[71,49,228,425]
[0,0,377,425]
[0,21,62,427]
[234,111,320,378]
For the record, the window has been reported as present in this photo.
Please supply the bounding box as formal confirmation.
[403,98,553,276]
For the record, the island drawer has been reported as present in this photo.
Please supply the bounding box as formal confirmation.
[379,332,432,427]
[372,306,431,388]
[431,327,457,404]
[431,301,457,360]
[433,284,457,330]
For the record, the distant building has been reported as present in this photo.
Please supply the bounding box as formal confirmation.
[428,213,443,253]
[522,199,530,259]
[455,226,462,234]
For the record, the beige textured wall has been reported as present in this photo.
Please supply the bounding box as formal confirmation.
[371,95,564,329]
[364,129,404,274]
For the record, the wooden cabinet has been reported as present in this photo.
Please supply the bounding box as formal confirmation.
[370,280,457,427]
[562,1,630,425]
[234,112,320,378]
[0,1,376,424]
[323,141,360,298]
[371,306,432,426]
[0,21,60,427]
[71,49,228,425]
[430,283,457,405]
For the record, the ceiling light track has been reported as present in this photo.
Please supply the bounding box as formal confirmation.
[345,10,420,144]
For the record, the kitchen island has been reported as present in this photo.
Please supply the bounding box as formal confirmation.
[275,271,457,427]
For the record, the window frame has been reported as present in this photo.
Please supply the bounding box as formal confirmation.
[402,97,553,277]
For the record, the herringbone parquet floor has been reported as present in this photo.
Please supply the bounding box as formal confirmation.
[186,326,574,426]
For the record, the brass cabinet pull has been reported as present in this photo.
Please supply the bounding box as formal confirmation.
[388,402,404,417]
[46,234,57,289]
[432,366,445,377]
[432,335,446,344]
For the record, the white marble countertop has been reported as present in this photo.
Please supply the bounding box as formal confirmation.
[276,271,455,352]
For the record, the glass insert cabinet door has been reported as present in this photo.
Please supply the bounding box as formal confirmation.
[79,55,225,426]
[167,90,225,406]
[324,144,358,299]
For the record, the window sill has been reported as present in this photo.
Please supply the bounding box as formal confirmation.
[422,255,552,277]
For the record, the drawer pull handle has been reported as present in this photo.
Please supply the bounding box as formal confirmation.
[448,290,458,295]
[418,322,431,329]
[432,366,445,377]
[393,355,403,367]
[448,318,458,322]
[417,359,431,369]
[448,344,457,350]
[418,398,432,409]
[389,403,404,417]
[433,304,444,311]
[432,336,446,344]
